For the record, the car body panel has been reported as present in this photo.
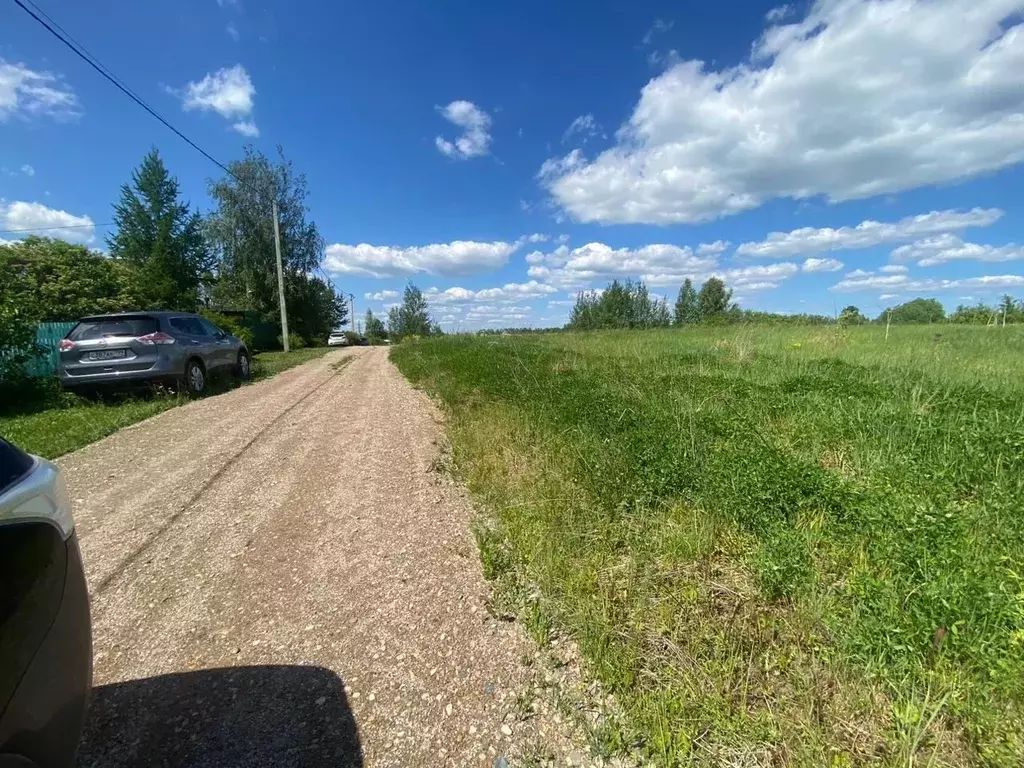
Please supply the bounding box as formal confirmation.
[0,532,90,768]
[197,317,235,370]
[58,312,247,390]
[0,440,91,768]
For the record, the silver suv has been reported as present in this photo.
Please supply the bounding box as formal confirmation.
[58,312,251,395]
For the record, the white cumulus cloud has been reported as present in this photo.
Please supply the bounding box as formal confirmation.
[696,240,730,256]
[541,0,1024,224]
[365,290,400,301]
[879,264,909,274]
[562,114,604,144]
[462,302,535,327]
[736,208,1002,258]
[642,19,674,46]
[891,234,1024,267]
[435,101,492,159]
[180,65,258,135]
[832,273,1024,293]
[425,281,557,305]
[526,242,722,288]
[765,5,793,23]
[232,120,259,137]
[0,60,80,122]
[0,200,94,243]
[20,164,35,177]
[802,257,844,272]
[325,239,518,278]
[712,262,800,292]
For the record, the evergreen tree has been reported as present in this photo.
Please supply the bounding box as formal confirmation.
[108,149,210,310]
[696,277,732,320]
[674,278,698,325]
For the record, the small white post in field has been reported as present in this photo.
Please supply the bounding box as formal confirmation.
[885,309,891,341]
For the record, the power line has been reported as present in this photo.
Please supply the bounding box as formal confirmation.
[0,223,113,234]
[15,0,299,349]
[13,0,238,182]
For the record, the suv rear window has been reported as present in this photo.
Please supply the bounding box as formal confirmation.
[168,317,205,335]
[68,316,158,341]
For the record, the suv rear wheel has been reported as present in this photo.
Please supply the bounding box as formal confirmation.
[236,350,251,381]
[184,359,205,395]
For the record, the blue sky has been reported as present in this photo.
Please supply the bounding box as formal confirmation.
[3,0,1024,329]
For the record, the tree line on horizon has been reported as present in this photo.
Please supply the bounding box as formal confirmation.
[566,277,1024,332]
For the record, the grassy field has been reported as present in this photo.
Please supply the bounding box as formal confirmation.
[0,347,333,459]
[392,325,1024,767]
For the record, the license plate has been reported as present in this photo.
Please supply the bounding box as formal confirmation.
[88,349,127,361]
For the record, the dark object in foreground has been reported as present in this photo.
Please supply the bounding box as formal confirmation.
[0,439,92,768]
[77,665,363,768]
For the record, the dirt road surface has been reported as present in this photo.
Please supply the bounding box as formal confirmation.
[62,348,574,767]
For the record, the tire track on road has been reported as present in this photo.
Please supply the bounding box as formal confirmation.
[91,358,349,596]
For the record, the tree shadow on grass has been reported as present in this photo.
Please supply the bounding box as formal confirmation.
[77,665,363,768]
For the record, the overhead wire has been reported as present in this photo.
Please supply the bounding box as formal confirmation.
[0,223,112,234]
[11,0,341,303]
[12,0,240,184]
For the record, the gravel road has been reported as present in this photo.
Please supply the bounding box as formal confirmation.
[63,348,572,767]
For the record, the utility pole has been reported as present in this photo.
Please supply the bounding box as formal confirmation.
[272,199,289,352]
[349,294,356,333]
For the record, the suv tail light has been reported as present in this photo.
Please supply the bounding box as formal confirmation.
[136,331,176,345]
[58,339,75,352]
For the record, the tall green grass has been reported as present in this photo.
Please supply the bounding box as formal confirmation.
[392,325,1024,766]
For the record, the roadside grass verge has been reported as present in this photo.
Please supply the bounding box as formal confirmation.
[0,346,334,459]
[251,346,333,378]
[391,325,1024,766]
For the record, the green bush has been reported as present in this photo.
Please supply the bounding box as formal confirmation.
[234,327,255,349]
[0,306,42,397]
[276,332,306,350]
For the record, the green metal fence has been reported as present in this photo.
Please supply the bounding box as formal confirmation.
[25,322,77,377]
